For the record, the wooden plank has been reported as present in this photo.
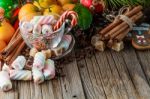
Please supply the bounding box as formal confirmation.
[136,50,150,85]
[77,57,106,99]
[95,51,123,99]
[0,91,18,99]
[0,81,18,99]
[111,51,139,99]
[60,56,86,99]
[30,83,43,99]
[85,56,108,99]
[18,82,31,99]
[105,51,130,99]
[122,46,150,99]
[52,79,63,99]
[41,81,55,99]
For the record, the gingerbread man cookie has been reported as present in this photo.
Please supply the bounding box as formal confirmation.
[131,23,150,50]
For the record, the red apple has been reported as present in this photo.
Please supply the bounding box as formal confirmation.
[80,0,103,13]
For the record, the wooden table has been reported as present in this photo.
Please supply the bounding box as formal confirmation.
[1,45,150,99]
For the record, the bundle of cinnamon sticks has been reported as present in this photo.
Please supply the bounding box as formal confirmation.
[99,5,143,50]
[0,28,25,64]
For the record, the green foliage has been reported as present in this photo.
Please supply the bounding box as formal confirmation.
[73,4,93,30]
[104,0,150,9]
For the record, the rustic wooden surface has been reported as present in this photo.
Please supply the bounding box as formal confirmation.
[1,45,150,99]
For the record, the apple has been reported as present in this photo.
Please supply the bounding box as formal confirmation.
[80,0,103,13]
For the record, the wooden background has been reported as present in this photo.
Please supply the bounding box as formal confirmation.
[1,45,150,99]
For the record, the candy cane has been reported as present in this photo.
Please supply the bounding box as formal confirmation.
[54,11,78,31]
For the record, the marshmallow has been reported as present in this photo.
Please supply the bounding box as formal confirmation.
[32,68,44,84]
[10,70,32,81]
[11,56,26,70]
[0,71,12,91]
[33,52,46,70]
[42,25,53,35]
[43,59,55,80]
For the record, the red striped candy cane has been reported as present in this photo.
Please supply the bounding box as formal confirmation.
[54,11,78,31]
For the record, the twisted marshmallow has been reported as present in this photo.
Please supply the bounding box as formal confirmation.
[42,25,53,35]
[21,21,33,32]
[0,71,12,91]
[33,52,46,70]
[43,59,55,80]
[2,64,10,72]
[33,24,42,37]
[30,15,57,25]
[9,70,32,81]
[32,68,44,84]
[11,56,26,70]
[59,35,72,51]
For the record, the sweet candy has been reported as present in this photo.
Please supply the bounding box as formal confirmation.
[32,68,44,84]
[52,47,63,57]
[0,71,12,91]
[42,24,53,35]
[32,39,46,50]
[21,21,33,32]
[95,41,105,52]
[111,41,124,52]
[29,48,38,57]
[91,34,105,51]
[33,24,42,37]
[43,59,55,80]
[33,52,46,70]
[11,56,26,70]
[9,70,32,81]
[2,64,10,72]
[131,24,150,50]
[60,35,72,51]
[30,15,57,25]
[54,11,78,31]
[42,49,52,59]
[91,34,101,46]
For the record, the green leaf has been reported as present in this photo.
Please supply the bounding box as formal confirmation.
[73,4,93,30]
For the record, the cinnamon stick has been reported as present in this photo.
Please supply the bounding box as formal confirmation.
[9,28,19,43]
[4,40,23,64]
[114,28,130,41]
[1,34,22,57]
[100,5,142,35]
[5,44,19,63]
[105,11,143,39]
[9,41,25,64]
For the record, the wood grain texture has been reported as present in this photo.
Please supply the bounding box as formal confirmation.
[122,46,150,99]
[60,56,86,99]
[1,48,150,99]
[77,57,106,99]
